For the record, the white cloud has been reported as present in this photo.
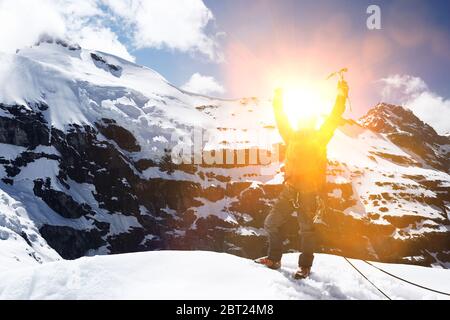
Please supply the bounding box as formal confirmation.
[380,75,428,98]
[407,93,450,135]
[0,0,66,53]
[380,74,450,135]
[102,0,222,60]
[61,0,102,17]
[182,73,225,95]
[73,26,135,62]
[0,0,134,61]
[0,0,222,62]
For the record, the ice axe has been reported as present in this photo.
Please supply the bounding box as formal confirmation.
[326,67,348,81]
[326,67,352,112]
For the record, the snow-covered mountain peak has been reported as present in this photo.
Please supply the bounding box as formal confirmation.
[360,103,450,173]
[360,103,439,136]
[32,34,81,52]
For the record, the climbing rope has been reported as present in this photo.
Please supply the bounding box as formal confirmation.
[363,260,450,297]
[343,257,392,300]
[344,256,450,299]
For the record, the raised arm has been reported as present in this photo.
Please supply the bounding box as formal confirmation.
[273,88,292,143]
[319,80,348,145]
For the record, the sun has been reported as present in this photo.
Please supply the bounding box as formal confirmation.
[276,80,335,130]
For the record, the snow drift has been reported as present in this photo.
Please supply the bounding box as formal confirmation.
[0,251,448,300]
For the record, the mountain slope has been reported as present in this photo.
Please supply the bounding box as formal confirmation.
[360,103,450,173]
[0,38,448,268]
[0,251,448,300]
[0,186,60,271]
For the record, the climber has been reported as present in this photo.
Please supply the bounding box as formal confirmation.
[255,80,349,279]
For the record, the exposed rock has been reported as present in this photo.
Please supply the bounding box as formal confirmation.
[39,225,105,260]
[90,53,122,77]
[360,103,450,173]
[0,104,50,148]
[96,121,141,152]
[33,178,94,219]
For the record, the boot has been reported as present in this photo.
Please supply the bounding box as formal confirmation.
[254,256,281,270]
[293,266,311,279]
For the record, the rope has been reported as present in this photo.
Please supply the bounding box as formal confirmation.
[343,257,391,300]
[323,178,448,298]
[363,260,450,297]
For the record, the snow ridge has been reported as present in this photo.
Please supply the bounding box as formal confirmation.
[0,251,448,300]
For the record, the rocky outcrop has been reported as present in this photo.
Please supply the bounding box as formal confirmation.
[39,225,105,260]
[96,120,141,152]
[0,104,50,148]
[33,178,94,219]
[90,53,122,77]
[360,103,450,173]
[0,101,449,266]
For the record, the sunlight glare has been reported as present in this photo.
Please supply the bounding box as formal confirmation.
[278,80,335,130]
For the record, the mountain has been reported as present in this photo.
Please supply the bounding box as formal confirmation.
[0,38,449,271]
[360,103,450,173]
[0,251,448,300]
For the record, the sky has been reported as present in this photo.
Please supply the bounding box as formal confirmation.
[0,0,449,133]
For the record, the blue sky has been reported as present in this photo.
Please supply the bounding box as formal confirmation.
[133,1,450,96]
[129,0,450,128]
[0,0,449,132]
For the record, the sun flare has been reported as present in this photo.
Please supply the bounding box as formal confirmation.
[276,80,335,130]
